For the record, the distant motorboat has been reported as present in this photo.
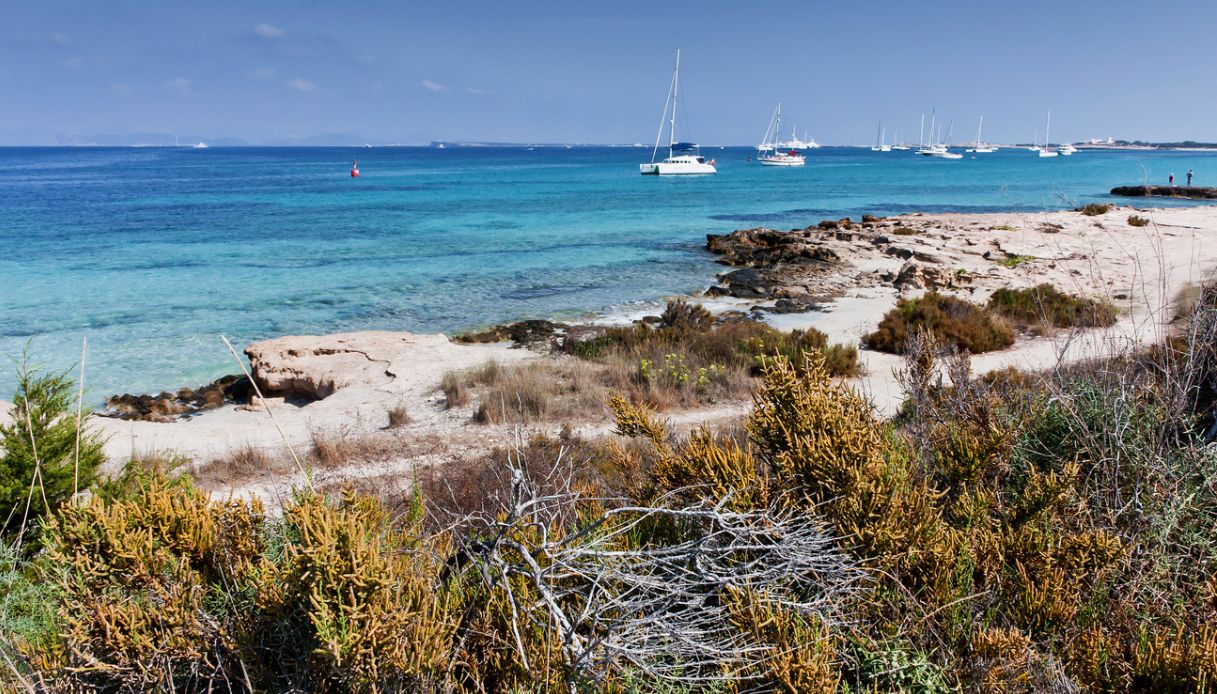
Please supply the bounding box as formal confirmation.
[193,142,208,149]
[756,102,806,167]
[640,49,717,175]
[1058,143,1077,156]
[436,143,446,149]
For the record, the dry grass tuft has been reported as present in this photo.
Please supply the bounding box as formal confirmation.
[1079,203,1112,216]
[195,444,291,487]
[386,403,411,428]
[1128,214,1151,227]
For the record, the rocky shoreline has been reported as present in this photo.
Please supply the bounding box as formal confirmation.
[1111,185,1217,200]
[29,202,1212,439]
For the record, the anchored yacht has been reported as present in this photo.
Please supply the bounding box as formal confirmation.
[640,50,717,175]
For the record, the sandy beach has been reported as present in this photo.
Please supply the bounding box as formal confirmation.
[3,203,1215,500]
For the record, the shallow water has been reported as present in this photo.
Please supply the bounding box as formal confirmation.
[1,145,1214,399]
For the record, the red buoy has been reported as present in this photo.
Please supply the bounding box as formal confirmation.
[351,159,360,177]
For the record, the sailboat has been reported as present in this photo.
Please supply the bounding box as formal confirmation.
[756,102,806,167]
[965,116,997,153]
[871,123,891,152]
[892,131,910,151]
[1036,112,1059,157]
[640,49,717,175]
[917,109,962,159]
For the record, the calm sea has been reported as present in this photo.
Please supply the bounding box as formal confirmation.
[2,145,1215,399]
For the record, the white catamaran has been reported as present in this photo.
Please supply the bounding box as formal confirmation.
[756,102,806,167]
[640,49,717,176]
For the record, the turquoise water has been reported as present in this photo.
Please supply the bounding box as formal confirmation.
[2,145,1215,400]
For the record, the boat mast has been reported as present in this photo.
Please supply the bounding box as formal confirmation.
[929,109,937,147]
[919,113,925,148]
[669,49,680,158]
[650,52,678,163]
[1045,111,1051,148]
[977,116,984,147]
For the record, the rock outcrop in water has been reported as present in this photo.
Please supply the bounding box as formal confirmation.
[704,223,864,300]
[1111,185,1217,200]
[103,375,252,422]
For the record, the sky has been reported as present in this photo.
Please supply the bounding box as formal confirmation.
[2,0,1216,146]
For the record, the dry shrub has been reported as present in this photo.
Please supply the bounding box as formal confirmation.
[255,491,456,690]
[725,589,839,693]
[387,403,411,428]
[196,444,292,487]
[440,370,469,408]
[309,429,405,468]
[988,283,1118,329]
[564,302,861,411]
[1132,626,1217,691]
[30,474,265,689]
[748,354,955,589]
[659,297,714,333]
[1080,203,1112,216]
[892,226,917,236]
[1128,214,1151,227]
[863,291,1014,354]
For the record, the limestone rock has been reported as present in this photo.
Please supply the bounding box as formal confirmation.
[245,332,404,401]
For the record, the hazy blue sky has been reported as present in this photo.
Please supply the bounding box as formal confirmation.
[3,0,1215,145]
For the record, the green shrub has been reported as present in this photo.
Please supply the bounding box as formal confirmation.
[997,254,1034,269]
[1128,215,1151,227]
[863,292,1015,354]
[987,284,1119,329]
[1080,203,1112,216]
[658,298,714,333]
[0,357,104,539]
[892,226,917,236]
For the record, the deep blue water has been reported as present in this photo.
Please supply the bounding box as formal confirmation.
[2,145,1215,399]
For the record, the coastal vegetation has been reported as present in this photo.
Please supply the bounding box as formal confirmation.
[988,284,1120,330]
[444,300,859,420]
[4,287,1217,690]
[1079,203,1113,216]
[864,291,1015,354]
[1128,214,1151,227]
[0,358,103,539]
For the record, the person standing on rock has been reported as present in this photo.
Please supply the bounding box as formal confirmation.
[1170,173,1175,187]
[1188,169,1194,186]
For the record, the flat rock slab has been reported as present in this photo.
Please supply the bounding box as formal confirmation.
[1111,185,1217,200]
[245,331,448,401]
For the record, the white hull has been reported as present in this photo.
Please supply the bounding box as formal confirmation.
[918,148,962,159]
[1038,149,1059,158]
[966,146,997,153]
[758,156,805,167]
[640,160,717,175]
